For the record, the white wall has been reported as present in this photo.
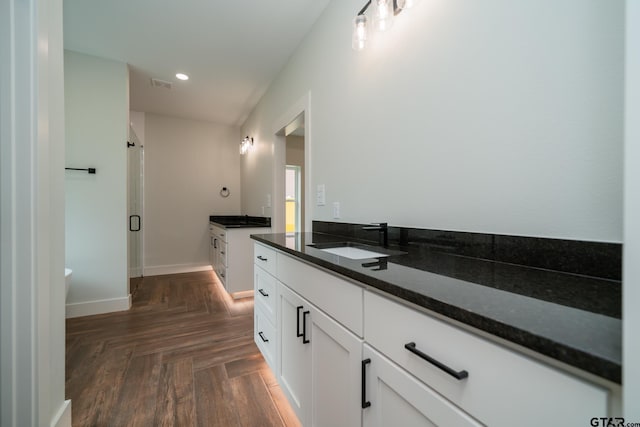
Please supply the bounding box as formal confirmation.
[241,0,624,242]
[1,0,70,424]
[624,0,640,418]
[143,113,240,275]
[64,50,130,317]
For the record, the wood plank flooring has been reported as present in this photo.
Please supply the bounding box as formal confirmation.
[66,271,300,427]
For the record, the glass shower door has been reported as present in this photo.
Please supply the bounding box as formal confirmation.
[128,126,143,280]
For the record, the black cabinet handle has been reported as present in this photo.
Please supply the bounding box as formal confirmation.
[258,288,269,297]
[258,332,269,343]
[257,256,268,261]
[296,306,304,338]
[214,238,217,249]
[129,215,141,232]
[361,358,371,408]
[221,251,225,255]
[404,342,468,380]
[302,311,310,344]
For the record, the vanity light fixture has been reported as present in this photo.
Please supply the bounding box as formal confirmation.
[175,73,189,81]
[240,136,254,155]
[352,0,419,50]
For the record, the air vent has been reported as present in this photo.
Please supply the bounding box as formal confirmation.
[150,78,172,89]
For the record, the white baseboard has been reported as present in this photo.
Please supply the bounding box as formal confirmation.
[143,263,213,277]
[66,294,132,318]
[50,399,72,427]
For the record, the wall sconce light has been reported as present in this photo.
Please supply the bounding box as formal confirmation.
[352,0,418,50]
[240,136,254,155]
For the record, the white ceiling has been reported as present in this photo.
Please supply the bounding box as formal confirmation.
[63,0,330,127]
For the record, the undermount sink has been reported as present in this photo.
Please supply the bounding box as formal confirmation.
[319,246,390,260]
[308,242,404,260]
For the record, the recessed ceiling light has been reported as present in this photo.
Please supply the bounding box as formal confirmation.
[175,73,189,81]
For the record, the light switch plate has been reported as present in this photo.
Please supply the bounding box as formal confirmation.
[316,184,326,206]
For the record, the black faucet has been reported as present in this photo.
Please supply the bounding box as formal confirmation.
[362,222,388,247]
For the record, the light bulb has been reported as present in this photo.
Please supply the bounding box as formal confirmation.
[373,0,394,32]
[352,15,368,51]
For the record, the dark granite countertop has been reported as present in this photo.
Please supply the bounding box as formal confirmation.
[209,215,271,229]
[250,232,621,383]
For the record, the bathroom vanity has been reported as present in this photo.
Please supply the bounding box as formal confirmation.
[251,223,621,426]
[208,215,270,298]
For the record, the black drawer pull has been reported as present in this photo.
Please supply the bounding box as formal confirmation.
[220,251,225,255]
[361,358,371,409]
[404,342,468,380]
[258,288,269,297]
[257,256,268,261]
[296,306,304,338]
[258,332,269,343]
[302,310,310,344]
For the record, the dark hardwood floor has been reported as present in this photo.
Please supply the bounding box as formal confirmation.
[66,271,300,427]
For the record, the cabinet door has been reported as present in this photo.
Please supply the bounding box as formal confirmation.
[277,283,311,425]
[309,304,362,427]
[362,345,482,427]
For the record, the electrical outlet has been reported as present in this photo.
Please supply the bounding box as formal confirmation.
[266,194,271,208]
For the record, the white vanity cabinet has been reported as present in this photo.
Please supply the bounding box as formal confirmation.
[253,241,614,427]
[211,223,270,297]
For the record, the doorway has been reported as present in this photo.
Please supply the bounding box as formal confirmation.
[285,165,302,235]
[272,92,311,234]
[284,120,305,234]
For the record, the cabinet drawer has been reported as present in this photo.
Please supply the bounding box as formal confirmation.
[277,252,363,337]
[254,243,277,276]
[255,306,276,371]
[209,224,227,241]
[364,291,608,427]
[363,344,482,427]
[254,265,276,322]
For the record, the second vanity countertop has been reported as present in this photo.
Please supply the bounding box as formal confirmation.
[250,232,621,384]
[209,215,271,229]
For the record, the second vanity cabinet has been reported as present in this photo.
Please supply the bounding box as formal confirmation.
[210,222,270,297]
[253,242,612,427]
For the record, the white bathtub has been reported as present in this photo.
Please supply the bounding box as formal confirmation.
[64,268,72,300]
